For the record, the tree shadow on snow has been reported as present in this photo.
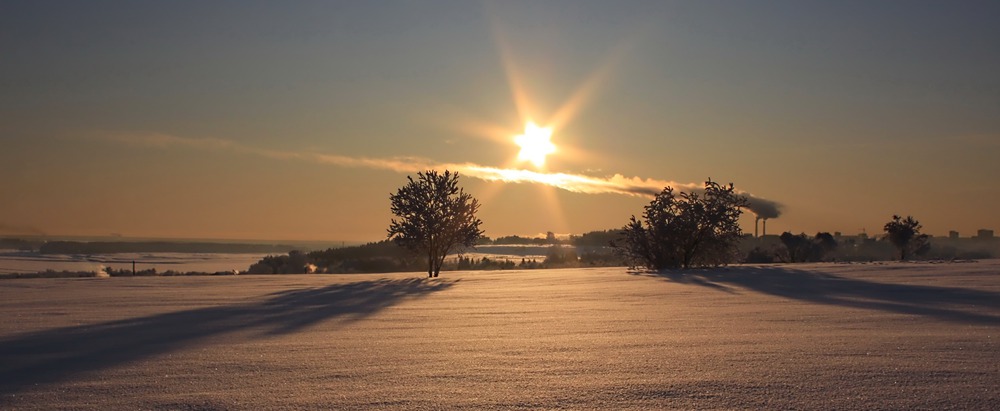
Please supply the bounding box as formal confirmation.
[0,277,456,395]
[639,266,1000,325]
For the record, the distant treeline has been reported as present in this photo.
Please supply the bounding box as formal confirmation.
[0,238,43,251]
[7,228,997,279]
[248,229,1000,275]
[245,230,625,275]
[35,241,299,255]
[0,267,239,280]
[247,238,625,275]
[486,230,620,247]
[743,233,999,263]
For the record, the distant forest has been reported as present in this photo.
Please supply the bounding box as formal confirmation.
[248,230,1000,275]
[3,229,998,278]
[246,230,625,275]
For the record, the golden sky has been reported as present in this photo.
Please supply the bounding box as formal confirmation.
[1,1,998,242]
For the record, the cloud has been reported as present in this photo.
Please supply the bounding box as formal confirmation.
[103,132,782,218]
[453,166,781,218]
[455,165,695,196]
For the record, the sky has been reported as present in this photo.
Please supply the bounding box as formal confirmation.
[2,0,998,242]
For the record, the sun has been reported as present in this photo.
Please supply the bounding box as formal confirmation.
[514,122,556,168]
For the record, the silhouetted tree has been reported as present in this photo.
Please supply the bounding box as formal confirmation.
[388,170,484,277]
[814,232,838,259]
[883,215,929,261]
[571,230,619,247]
[247,250,309,274]
[613,180,749,269]
[779,232,838,262]
[779,232,811,263]
[545,231,557,244]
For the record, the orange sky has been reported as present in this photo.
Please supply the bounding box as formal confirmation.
[1,1,998,242]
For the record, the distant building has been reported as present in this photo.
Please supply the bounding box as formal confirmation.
[949,231,959,239]
[976,229,994,239]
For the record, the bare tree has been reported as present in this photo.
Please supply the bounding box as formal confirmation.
[388,170,484,277]
[883,215,929,261]
[613,180,749,270]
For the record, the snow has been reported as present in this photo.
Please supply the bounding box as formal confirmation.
[1,261,998,409]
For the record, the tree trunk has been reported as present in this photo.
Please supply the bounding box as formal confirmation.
[433,253,445,277]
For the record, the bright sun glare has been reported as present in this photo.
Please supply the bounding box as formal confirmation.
[514,122,556,168]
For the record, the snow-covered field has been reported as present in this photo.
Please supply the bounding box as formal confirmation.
[1,261,997,409]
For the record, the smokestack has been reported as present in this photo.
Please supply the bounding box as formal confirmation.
[762,219,767,237]
[755,217,760,238]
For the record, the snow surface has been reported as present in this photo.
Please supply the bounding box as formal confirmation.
[1,261,998,409]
